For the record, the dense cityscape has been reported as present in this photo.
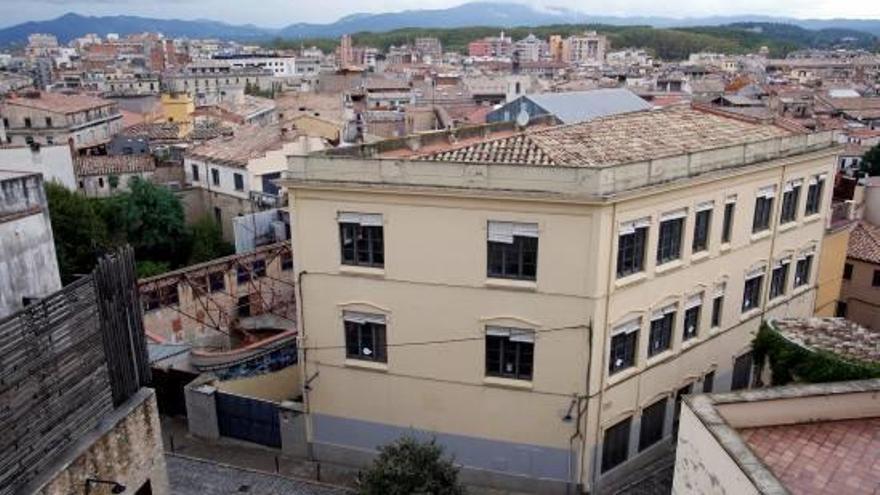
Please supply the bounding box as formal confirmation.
[1,3,879,494]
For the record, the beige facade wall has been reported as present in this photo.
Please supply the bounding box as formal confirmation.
[815,226,850,316]
[216,365,301,402]
[289,148,835,492]
[840,258,880,329]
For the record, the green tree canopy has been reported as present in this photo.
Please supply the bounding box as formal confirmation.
[188,215,235,265]
[860,143,880,177]
[357,436,466,495]
[45,182,110,282]
[102,177,188,265]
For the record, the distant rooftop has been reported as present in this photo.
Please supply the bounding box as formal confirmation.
[421,104,797,168]
[74,155,155,177]
[187,124,283,168]
[847,221,880,265]
[3,91,116,114]
[520,88,652,125]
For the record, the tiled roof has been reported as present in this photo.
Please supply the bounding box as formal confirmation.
[740,418,880,495]
[122,122,180,140]
[4,91,115,113]
[847,221,880,264]
[772,318,880,364]
[419,104,796,168]
[74,155,155,176]
[186,124,282,167]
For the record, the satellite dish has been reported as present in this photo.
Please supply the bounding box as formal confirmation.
[516,109,530,127]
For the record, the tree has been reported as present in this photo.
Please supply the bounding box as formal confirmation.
[45,183,111,282]
[188,216,234,264]
[357,436,466,495]
[103,177,188,266]
[860,143,880,177]
[136,260,170,278]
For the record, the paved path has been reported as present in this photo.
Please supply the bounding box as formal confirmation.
[167,454,352,495]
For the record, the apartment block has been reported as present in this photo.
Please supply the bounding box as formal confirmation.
[283,104,837,493]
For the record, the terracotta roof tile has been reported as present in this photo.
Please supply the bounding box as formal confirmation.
[74,155,155,176]
[847,221,880,264]
[5,91,116,114]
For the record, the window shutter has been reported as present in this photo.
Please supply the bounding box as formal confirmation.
[757,185,776,199]
[488,221,515,244]
[619,218,650,235]
[612,318,641,335]
[746,266,766,279]
[661,209,687,221]
[685,294,703,309]
[714,284,726,298]
[338,212,383,226]
[725,195,738,204]
[696,201,714,212]
[343,311,386,325]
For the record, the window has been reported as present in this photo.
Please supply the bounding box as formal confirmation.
[805,174,826,216]
[609,319,639,375]
[339,212,384,268]
[752,186,775,233]
[874,270,880,287]
[281,251,293,271]
[711,285,725,328]
[211,168,220,186]
[487,221,538,280]
[237,264,251,284]
[742,268,764,313]
[617,218,648,278]
[843,263,853,281]
[2,117,8,129]
[731,352,753,391]
[485,327,534,381]
[213,206,222,226]
[252,259,266,278]
[702,371,715,393]
[191,164,199,182]
[835,301,848,317]
[683,295,701,341]
[238,295,251,317]
[601,417,631,473]
[98,177,104,188]
[779,180,802,224]
[234,172,244,191]
[769,259,790,300]
[648,306,675,357]
[24,117,31,128]
[46,136,53,145]
[639,398,667,452]
[692,203,712,252]
[208,271,225,292]
[45,117,52,127]
[657,210,685,264]
[794,254,813,287]
[344,312,387,362]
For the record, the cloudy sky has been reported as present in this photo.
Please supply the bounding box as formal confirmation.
[1,0,879,28]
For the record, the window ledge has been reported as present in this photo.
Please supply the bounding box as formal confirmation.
[344,359,389,372]
[483,376,533,390]
[803,213,822,224]
[655,259,683,275]
[740,308,761,321]
[645,349,676,368]
[339,265,386,278]
[614,271,647,289]
[691,251,710,263]
[750,230,771,243]
[778,222,797,233]
[719,243,732,253]
[606,366,639,387]
[681,338,700,351]
[484,278,537,291]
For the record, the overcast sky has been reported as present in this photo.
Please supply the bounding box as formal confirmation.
[1,0,879,28]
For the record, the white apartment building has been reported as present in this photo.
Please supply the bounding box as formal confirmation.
[213,54,299,77]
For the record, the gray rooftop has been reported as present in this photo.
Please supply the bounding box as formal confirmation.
[526,88,652,124]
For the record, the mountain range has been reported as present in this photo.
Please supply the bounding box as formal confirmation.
[0,2,878,46]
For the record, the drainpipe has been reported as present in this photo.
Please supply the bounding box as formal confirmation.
[590,202,618,493]
[296,269,315,461]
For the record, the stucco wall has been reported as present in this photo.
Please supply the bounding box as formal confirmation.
[840,258,880,329]
[0,144,76,190]
[34,390,169,495]
[815,226,850,316]
[216,365,301,402]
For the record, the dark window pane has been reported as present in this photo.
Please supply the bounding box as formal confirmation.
[711,296,723,327]
[602,417,632,473]
[485,331,534,380]
[639,398,667,451]
[339,222,384,268]
[722,203,735,243]
[487,235,538,281]
[648,312,674,356]
[702,372,715,393]
[843,263,853,281]
[683,305,700,341]
[345,320,387,362]
[692,210,711,252]
[617,227,647,278]
[657,218,683,264]
[731,352,753,391]
[609,331,637,374]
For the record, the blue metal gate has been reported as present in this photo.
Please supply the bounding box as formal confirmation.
[215,392,281,447]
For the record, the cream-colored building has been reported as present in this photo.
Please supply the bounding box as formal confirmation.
[283,105,838,493]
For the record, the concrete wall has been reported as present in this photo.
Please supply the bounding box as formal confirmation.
[671,405,759,495]
[0,173,62,318]
[0,144,76,190]
[32,389,169,495]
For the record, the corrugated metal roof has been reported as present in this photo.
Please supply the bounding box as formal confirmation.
[525,88,652,124]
